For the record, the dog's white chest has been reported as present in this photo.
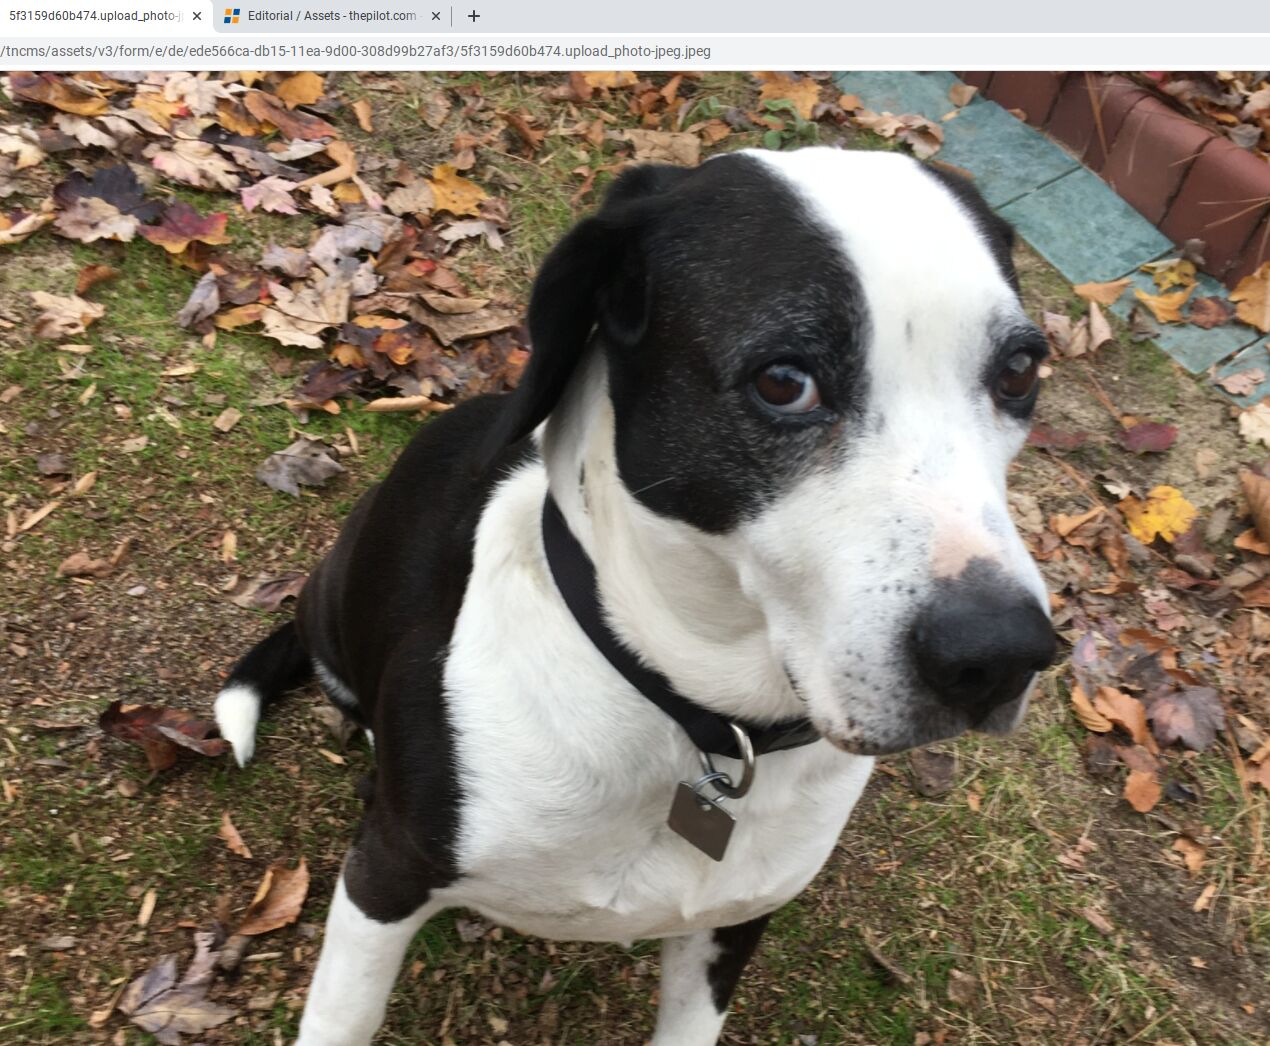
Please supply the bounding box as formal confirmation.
[437,465,873,943]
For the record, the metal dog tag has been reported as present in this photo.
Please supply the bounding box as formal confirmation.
[668,780,734,862]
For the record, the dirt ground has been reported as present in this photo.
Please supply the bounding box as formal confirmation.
[1,71,1268,1046]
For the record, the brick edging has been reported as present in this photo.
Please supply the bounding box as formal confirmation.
[955,72,1270,288]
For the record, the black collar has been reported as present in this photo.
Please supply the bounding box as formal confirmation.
[541,493,821,760]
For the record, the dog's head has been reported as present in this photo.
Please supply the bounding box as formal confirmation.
[488,147,1055,755]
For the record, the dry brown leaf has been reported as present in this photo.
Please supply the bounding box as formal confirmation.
[275,72,325,109]
[1172,836,1205,878]
[624,129,701,167]
[30,291,105,339]
[1234,527,1270,555]
[1229,262,1270,332]
[582,71,638,90]
[1124,768,1162,812]
[1215,368,1265,396]
[213,407,243,433]
[1242,469,1270,546]
[1193,882,1218,912]
[948,83,978,107]
[57,551,113,578]
[1073,278,1131,306]
[236,859,309,936]
[351,98,374,132]
[219,812,253,860]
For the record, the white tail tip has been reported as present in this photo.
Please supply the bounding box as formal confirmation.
[213,684,261,767]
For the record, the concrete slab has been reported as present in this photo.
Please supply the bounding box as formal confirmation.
[833,71,963,124]
[997,167,1172,284]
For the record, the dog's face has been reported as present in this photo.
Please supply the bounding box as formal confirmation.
[494,147,1055,755]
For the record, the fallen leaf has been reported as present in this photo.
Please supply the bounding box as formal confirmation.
[176,272,220,331]
[1141,257,1197,291]
[1189,296,1233,329]
[1234,527,1270,555]
[1074,278,1130,306]
[582,71,638,90]
[237,859,309,936]
[1124,768,1162,812]
[1242,470,1270,546]
[9,71,108,116]
[243,90,339,140]
[1134,286,1192,324]
[275,71,325,109]
[140,202,231,253]
[1071,684,1113,732]
[351,98,374,132]
[30,291,104,339]
[755,71,822,120]
[76,263,119,295]
[948,83,978,107]
[1172,836,1206,877]
[0,126,46,169]
[241,177,299,215]
[212,407,243,433]
[54,197,139,243]
[1088,301,1114,351]
[1027,423,1089,451]
[1117,421,1178,454]
[908,748,955,797]
[426,163,489,216]
[384,180,435,218]
[1193,882,1217,912]
[1229,262,1270,332]
[99,700,229,772]
[1238,403,1270,448]
[219,812,253,860]
[946,968,979,1006]
[147,140,241,191]
[138,888,157,928]
[1148,687,1224,751]
[227,572,307,611]
[1093,687,1156,752]
[256,436,345,496]
[1215,368,1265,396]
[53,164,163,221]
[1119,486,1198,544]
[118,932,234,1045]
[57,551,113,578]
[0,206,54,245]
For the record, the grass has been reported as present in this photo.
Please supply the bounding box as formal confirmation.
[2,70,1268,1044]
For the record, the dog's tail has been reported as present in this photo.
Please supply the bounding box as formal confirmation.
[213,621,312,767]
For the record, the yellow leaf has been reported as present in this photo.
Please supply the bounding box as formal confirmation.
[1229,261,1270,333]
[330,343,365,368]
[276,71,325,110]
[130,91,185,130]
[1133,286,1192,324]
[755,71,822,121]
[1140,257,1197,291]
[1118,485,1198,544]
[1073,278,1130,306]
[351,98,374,133]
[427,163,488,217]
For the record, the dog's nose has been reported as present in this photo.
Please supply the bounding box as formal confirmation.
[910,585,1056,721]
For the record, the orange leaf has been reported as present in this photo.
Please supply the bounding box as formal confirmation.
[219,812,253,860]
[1172,836,1205,878]
[1093,686,1157,753]
[1070,684,1112,733]
[275,71,325,110]
[755,71,822,121]
[1073,278,1130,306]
[1124,769,1161,812]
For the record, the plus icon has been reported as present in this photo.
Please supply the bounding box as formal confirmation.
[467,8,480,20]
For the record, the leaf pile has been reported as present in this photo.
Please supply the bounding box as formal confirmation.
[1144,71,1270,162]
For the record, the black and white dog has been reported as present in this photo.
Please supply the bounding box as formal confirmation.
[214,146,1056,1045]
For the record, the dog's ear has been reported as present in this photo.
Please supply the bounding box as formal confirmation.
[475,164,691,469]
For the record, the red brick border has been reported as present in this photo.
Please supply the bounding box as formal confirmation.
[965,72,1270,287]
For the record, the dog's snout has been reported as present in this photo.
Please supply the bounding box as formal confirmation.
[910,584,1056,721]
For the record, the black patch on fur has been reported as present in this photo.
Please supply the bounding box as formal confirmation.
[223,620,312,709]
[707,913,772,1012]
[479,153,871,534]
[294,395,535,920]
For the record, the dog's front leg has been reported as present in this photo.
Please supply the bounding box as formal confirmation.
[296,870,440,1046]
[650,914,771,1046]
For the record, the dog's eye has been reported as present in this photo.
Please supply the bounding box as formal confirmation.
[753,363,821,414]
[993,352,1040,403]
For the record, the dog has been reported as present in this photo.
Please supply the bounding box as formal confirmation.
[213,146,1057,1045]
